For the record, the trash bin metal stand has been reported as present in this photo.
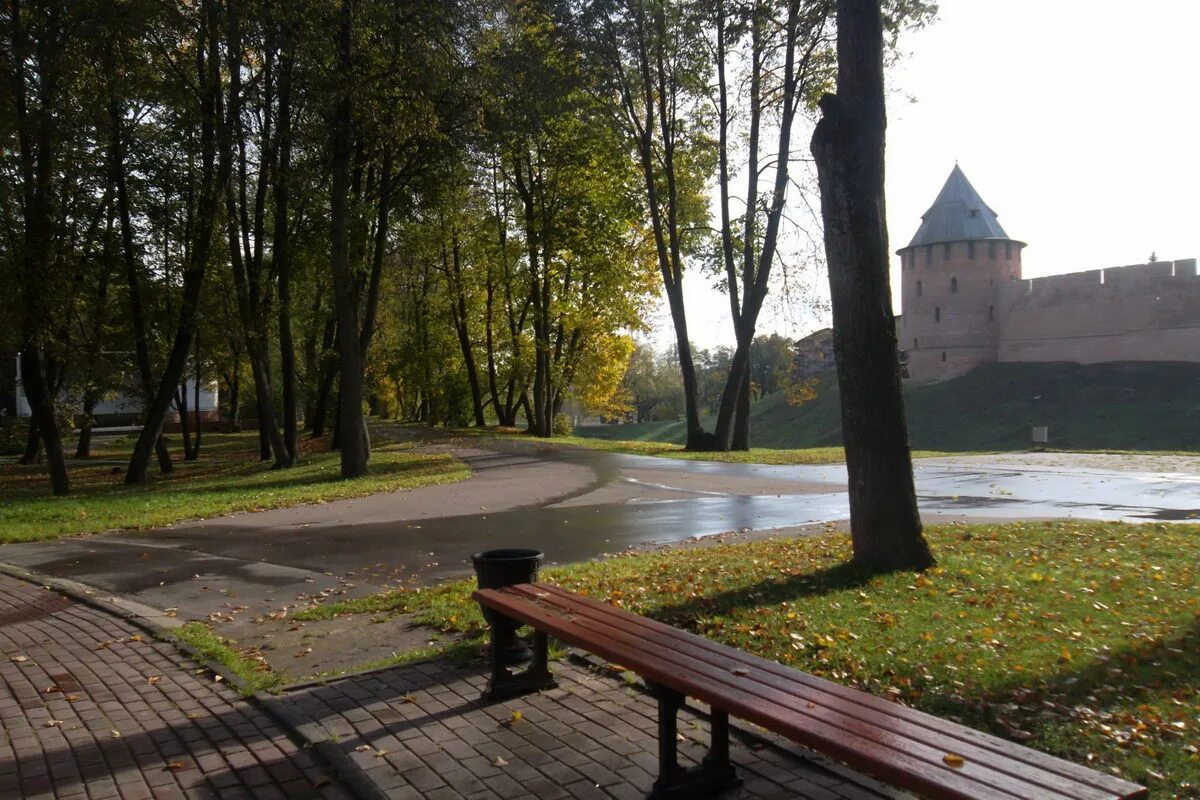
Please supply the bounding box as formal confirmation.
[484,621,556,701]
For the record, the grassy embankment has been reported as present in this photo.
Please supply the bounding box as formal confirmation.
[576,362,1200,453]
[295,520,1200,797]
[0,432,469,544]
[434,424,955,465]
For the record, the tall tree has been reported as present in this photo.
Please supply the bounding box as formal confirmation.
[583,0,713,450]
[709,0,828,451]
[6,0,72,494]
[328,0,368,477]
[810,0,933,571]
[125,0,226,484]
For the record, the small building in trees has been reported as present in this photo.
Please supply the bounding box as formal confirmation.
[8,354,219,427]
[792,328,836,380]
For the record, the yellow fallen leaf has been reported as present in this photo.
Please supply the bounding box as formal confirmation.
[147,676,161,685]
[163,762,186,771]
[45,720,63,728]
[943,753,965,768]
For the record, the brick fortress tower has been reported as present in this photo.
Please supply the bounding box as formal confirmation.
[897,165,1025,381]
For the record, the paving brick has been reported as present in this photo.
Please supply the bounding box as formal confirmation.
[0,575,345,800]
[266,652,891,800]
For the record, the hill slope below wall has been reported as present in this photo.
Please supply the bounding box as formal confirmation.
[577,362,1200,452]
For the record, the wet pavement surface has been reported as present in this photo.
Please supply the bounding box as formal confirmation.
[3,444,1198,625]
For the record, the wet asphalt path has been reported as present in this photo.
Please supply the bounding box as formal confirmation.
[2,444,1198,623]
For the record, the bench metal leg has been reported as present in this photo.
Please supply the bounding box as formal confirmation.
[482,627,557,702]
[646,684,740,800]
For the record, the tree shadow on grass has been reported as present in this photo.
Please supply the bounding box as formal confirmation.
[913,615,1200,777]
[642,560,876,629]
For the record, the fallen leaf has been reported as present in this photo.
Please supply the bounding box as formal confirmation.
[43,684,59,694]
[163,762,186,771]
[400,694,417,704]
[355,745,371,752]
[147,676,161,686]
[493,756,509,767]
[110,730,121,738]
[44,720,63,728]
[128,635,143,642]
[9,655,28,663]
[943,753,965,768]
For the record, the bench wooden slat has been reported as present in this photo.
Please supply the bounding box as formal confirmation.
[477,586,1034,800]
[492,585,1104,800]
[522,582,1143,800]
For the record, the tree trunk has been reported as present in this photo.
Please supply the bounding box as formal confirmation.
[126,0,222,485]
[222,1,291,469]
[19,416,42,465]
[329,0,367,477]
[731,369,750,451]
[20,348,68,493]
[275,24,298,463]
[112,90,173,475]
[448,233,486,427]
[227,349,242,432]
[76,394,95,459]
[175,383,192,459]
[811,0,933,572]
[188,331,202,461]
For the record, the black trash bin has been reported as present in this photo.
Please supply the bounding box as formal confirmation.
[473,548,543,666]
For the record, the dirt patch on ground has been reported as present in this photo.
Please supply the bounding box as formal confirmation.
[216,611,478,681]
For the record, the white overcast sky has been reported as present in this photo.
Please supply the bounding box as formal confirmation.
[649,0,1200,352]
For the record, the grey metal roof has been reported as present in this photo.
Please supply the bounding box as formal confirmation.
[903,165,1013,249]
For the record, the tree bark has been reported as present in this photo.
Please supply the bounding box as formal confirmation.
[811,0,933,571]
[328,0,368,477]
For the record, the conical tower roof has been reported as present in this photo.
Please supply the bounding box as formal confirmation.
[904,165,1013,248]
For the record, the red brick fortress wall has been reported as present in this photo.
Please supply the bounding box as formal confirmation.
[996,258,1200,364]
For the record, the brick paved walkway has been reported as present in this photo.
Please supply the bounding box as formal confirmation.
[269,654,894,800]
[0,573,348,800]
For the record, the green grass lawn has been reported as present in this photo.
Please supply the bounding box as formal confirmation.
[297,521,1200,797]
[0,432,469,544]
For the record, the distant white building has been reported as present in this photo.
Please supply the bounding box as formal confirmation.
[8,354,218,424]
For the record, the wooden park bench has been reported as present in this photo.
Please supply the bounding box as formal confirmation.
[474,582,1147,800]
